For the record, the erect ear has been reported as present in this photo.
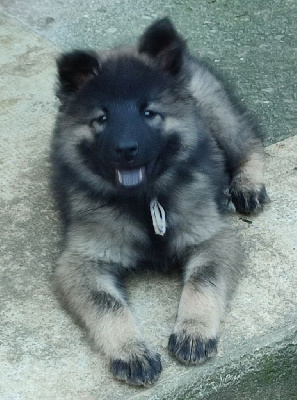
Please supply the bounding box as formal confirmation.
[56,50,100,99]
[138,18,186,74]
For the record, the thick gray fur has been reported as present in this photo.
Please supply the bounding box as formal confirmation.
[51,18,268,386]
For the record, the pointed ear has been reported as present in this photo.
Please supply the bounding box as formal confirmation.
[56,50,100,99]
[138,18,186,74]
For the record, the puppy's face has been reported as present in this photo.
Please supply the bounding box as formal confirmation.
[55,20,197,194]
[65,56,185,191]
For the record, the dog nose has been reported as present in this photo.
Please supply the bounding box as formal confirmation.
[114,141,139,162]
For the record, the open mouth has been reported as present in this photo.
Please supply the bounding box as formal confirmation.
[116,167,146,187]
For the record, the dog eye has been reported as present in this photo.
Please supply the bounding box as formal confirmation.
[96,114,108,124]
[143,109,158,119]
[90,113,108,129]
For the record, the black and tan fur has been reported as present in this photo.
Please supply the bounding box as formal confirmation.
[51,18,268,386]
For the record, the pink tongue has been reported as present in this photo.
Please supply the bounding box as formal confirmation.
[116,167,145,187]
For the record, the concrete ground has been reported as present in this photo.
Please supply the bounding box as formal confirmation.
[0,1,296,399]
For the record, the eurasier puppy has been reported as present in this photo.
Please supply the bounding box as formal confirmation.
[51,18,268,386]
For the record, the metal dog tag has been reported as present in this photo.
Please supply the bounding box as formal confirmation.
[150,198,166,236]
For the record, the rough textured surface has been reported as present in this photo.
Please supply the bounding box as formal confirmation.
[0,9,297,400]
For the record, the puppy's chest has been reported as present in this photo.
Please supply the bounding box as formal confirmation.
[138,222,178,272]
[128,201,184,271]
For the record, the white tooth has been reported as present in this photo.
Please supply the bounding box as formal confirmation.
[116,167,145,186]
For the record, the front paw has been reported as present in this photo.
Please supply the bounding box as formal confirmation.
[110,346,162,386]
[168,333,217,365]
[229,182,269,214]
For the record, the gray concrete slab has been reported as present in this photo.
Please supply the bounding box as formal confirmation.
[1,0,297,145]
[0,11,297,400]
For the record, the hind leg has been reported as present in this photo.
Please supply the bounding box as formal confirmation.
[189,63,269,214]
[229,143,269,214]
